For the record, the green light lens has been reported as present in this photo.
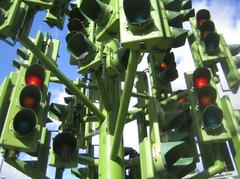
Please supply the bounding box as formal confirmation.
[13,109,37,137]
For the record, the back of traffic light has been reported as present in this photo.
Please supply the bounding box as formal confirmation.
[184,67,231,143]
[145,97,196,178]
[0,73,15,136]
[79,0,119,42]
[44,0,70,29]
[0,0,29,42]
[188,9,240,93]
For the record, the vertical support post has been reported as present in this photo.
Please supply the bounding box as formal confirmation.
[55,167,64,179]
[110,50,139,160]
[99,120,124,179]
[221,95,240,173]
[37,128,51,174]
[99,73,124,179]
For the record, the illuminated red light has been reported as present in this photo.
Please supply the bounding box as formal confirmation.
[179,98,188,103]
[194,77,209,89]
[26,75,43,88]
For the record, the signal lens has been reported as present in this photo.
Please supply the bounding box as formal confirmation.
[202,105,223,130]
[25,64,45,89]
[197,85,217,106]
[160,62,168,69]
[53,132,77,160]
[179,98,188,103]
[26,75,42,88]
[20,85,41,109]
[123,0,151,25]
[196,9,210,26]
[204,32,220,51]
[193,67,211,89]
[194,77,209,88]
[13,109,37,136]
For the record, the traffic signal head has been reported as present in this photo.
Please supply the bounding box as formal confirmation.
[0,0,28,40]
[196,9,220,54]
[80,0,107,22]
[44,0,69,29]
[68,8,86,33]
[158,52,178,82]
[192,67,211,89]
[192,68,224,131]
[66,32,96,65]
[25,64,45,89]
[123,0,151,27]
[196,9,210,26]
[161,141,195,178]
[53,132,78,161]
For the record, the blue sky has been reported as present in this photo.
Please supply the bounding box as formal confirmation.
[0,0,240,178]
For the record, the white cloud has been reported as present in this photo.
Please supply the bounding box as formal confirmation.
[50,86,70,105]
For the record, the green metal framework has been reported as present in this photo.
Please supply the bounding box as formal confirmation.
[0,0,239,179]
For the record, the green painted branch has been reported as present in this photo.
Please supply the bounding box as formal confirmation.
[131,91,151,99]
[37,128,51,174]
[160,90,188,106]
[78,155,99,166]
[125,108,145,123]
[94,72,111,111]
[110,50,139,160]
[19,35,105,121]
[50,77,98,90]
[190,160,225,179]
[55,167,64,179]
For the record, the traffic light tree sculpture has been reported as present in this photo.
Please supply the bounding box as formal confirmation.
[0,1,239,179]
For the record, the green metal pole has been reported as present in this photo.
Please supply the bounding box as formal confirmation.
[94,70,111,111]
[78,155,99,166]
[37,128,51,175]
[55,167,64,179]
[130,91,150,100]
[98,68,124,179]
[50,77,98,89]
[160,90,188,106]
[124,158,140,167]
[18,35,105,121]
[99,119,124,179]
[137,114,155,179]
[221,95,240,173]
[110,50,139,160]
